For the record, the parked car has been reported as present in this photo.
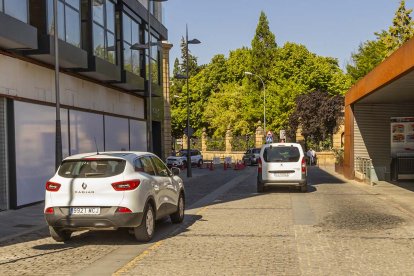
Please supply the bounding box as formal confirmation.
[166,149,203,168]
[242,148,261,166]
[257,143,307,193]
[44,151,185,242]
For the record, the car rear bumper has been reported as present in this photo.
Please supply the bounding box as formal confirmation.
[45,206,144,230]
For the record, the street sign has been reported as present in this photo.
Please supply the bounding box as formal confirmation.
[266,131,273,144]
[184,126,194,137]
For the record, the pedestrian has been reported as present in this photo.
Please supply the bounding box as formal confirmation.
[307,148,316,165]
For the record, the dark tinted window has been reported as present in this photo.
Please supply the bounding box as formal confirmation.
[151,156,170,177]
[140,156,156,175]
[263,146,300,163]
[252,149,261,154]
[58,159,125,178]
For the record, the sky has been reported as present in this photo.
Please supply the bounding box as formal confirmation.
[164,0,414,71]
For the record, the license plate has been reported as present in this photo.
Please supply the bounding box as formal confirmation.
[275,173,289,177]
[70,207,100,215]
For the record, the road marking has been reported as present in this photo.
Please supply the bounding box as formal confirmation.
[113,241,163,275]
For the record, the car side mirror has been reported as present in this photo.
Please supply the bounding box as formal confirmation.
[171,167,180,176]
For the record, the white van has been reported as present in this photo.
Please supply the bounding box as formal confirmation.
[257,143,307,192]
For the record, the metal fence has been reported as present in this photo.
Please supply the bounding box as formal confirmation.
[231,136,255,151]
[355,156,373,184]
[206,137,225,151]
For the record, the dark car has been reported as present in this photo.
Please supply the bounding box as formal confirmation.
[242,148,261,166]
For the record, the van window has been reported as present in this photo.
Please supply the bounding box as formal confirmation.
[263,146,300,163]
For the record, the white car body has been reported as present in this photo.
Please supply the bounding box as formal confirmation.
[44,151,185,242]
[257,143,307,192]
[166,149,203,168]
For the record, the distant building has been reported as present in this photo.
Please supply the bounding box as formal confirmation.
[0,0,172,209]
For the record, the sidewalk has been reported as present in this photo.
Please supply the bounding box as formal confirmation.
[319,165,414,217]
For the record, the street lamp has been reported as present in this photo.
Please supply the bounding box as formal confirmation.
[175,25,200,177]
[145,0,168,153]
[53,0,62,170]
[245,71,266,135]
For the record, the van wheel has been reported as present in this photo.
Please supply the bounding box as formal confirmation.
[134,203,155,242]
[257,180,264,193]
[170,193,185,223]
[49,226,71,242]
[301,183,308,193]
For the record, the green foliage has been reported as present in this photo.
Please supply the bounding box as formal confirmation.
[170,12,350,145]
[347,0,414,83]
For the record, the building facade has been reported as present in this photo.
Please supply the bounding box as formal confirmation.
[0,0,171,210]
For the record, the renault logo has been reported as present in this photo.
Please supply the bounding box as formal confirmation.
[82,183,87,190]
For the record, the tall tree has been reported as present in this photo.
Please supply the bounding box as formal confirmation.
[180,37,199,76]
[250,11,277,81]
[380,0,414,56]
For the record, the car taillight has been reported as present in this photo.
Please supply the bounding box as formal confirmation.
[46,181,61,192]
[258,158,262,173]
[111,180,140,191]
[45,207,54,214]
[301,157,306,174]
[116,207,132,213]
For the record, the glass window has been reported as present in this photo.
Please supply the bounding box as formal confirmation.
[145,33,160,84]
[263,146,300,163]
[65,5,80,47]
[140,156,155,175]
[58,159,125,178]
[69,110,104,154]
[4,0,28,23]
[14,102,69,206]
[104,115,129,151]
[93,23,105,59]
[130,119,147,151]
[47,0,81,48]
[151,156,170,177]
[123,12,142,75]
[93,0,116,63]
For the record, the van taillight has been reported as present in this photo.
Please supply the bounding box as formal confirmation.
[301,157,306,174]
[258,158,262,173]
[112,180,140,191]
[45,207,54,214]
[46,181,61,192]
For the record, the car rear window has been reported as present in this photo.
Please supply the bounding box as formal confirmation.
[263,146,300,163]
[252,149,261,154]
[58,159,126,178]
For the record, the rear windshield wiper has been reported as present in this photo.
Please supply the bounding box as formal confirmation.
[85,172,105,177]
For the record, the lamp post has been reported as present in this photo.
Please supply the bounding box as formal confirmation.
[245,71,266,135]
[53,0,62,170]
[146,0,168,153]
[175,25,200,177]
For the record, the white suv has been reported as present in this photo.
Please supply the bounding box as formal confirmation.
[44,151,185,242]
[257,143,307,192]
[166,149,203,168]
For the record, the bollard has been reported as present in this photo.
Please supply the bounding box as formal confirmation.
[209,161,214,171]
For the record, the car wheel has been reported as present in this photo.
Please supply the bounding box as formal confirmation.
[257,180,264,193]
[49,226,71,242]
[197,159,203,168]
[134,203,155,242]
[170,193,185,223]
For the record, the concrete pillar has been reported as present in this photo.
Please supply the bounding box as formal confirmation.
[255,121,264,148]
[296,125,305,149]
[161,41,173,159]
[225,128,232,153]
[201,128,207,152]
[333,123,345,149]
